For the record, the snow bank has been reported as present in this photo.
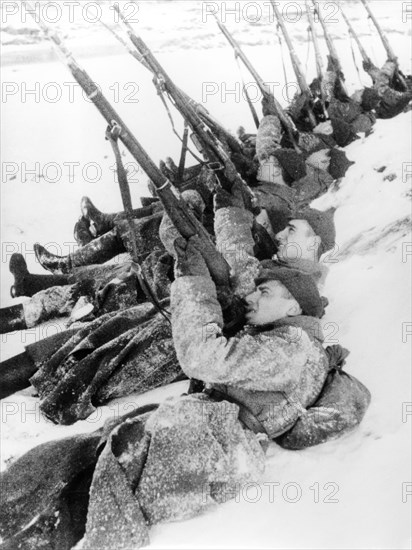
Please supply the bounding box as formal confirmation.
[1,1,411,547]
[1,113,410,549]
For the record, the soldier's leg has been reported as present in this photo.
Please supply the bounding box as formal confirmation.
[0,352,37,399]
[80,196,119,235]
[73,215,94,247]
[0,281,94,335]
[9,253,70,297]
[376,88,412,119]
[34,229,124,275]
[80,196,159,239]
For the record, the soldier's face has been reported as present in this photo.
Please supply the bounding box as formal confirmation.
[244,280,301,325]
[275,220,320,262]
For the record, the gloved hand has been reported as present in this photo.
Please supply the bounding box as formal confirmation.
[174,235,210,278]
[159,157,178,183]
[214,186,244,211]
[362,59,375,73]
[214,181,258,213]
[262,95,277,117]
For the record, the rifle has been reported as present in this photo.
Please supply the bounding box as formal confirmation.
[270,0,318,128]
[311,0,348,97]
[304,0,328,116]
[340,5,374,68]
[101,16,245,158]
[23,1,230,289]
[114,5,256,199]
[213,15,300,152]
[360,0,408,91]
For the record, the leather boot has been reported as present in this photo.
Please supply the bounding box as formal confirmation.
[34,243,72,275]
[73,216,94,246]
[10,253,70,298]
[0,352,36,399]
[34,230,124,275]
[81,196,155,236]
[0,304,27,334]
[81,196,118,235]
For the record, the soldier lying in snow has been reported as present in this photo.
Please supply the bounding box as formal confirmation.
[362,59,412,119]
[254,112,353,209]
[0,239,330,548]
[0,228,370,550]
[212,181,336,294]
[0,188,206,336]
[2,138,338,337]
[0,171,336,420]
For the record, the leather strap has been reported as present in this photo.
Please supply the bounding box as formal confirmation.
[205,388,267,435]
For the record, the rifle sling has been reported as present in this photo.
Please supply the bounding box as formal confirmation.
[108,128,171,323]
[154,80,205,164]
[205,388,267,435]
[234,53,260,129]
[177,121,189,184]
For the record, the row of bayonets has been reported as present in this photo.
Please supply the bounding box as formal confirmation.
[20,0,407,292]
[216,0,407,126]
[110,0,407,132]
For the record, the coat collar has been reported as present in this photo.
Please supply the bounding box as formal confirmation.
[245,315,325,343]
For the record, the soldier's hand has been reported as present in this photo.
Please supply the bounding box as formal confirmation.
[174,236,209,278]
[232,180,259,214]
[262,95,277,117]
[362,60,374,73]
[214,186,243,211]
[214,181,258,214]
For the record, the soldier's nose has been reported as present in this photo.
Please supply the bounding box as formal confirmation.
[244,294,252,305]
[244,291,257,305]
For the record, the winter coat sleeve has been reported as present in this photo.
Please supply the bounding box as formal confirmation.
[214,206,260,297]
[171,275,308,392]
[159,211,180,257]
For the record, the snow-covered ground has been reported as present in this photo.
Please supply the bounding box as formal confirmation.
[1,1,412,549]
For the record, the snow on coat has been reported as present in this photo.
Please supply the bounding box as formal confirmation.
[171,275,329,438]
[256,115,282,161]
[30,302,180,424]
[136,394,266,525]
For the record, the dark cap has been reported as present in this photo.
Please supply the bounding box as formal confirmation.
[255,266,325,318]
[361,87,381,111]
[273,148,307,183]
[328,148,355,179]
[292,207,336,255]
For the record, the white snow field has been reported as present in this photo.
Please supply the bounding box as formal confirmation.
[1,1,412,549]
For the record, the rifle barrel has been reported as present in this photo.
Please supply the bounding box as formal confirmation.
[114,5,230,167]
[311,0,340,68]
[311,0,348,96]
[114,8,260,203]
[214,15,300,150]
[304,0,323,80]
[360,0,407,90]
[360,0,396,62]
[270,0,317,128]
[340,6,373,66]
[22,0,231,287]
[271,1,309,95]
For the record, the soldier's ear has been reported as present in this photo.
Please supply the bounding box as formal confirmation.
[312,234,321,251]
[287,302,302,317]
